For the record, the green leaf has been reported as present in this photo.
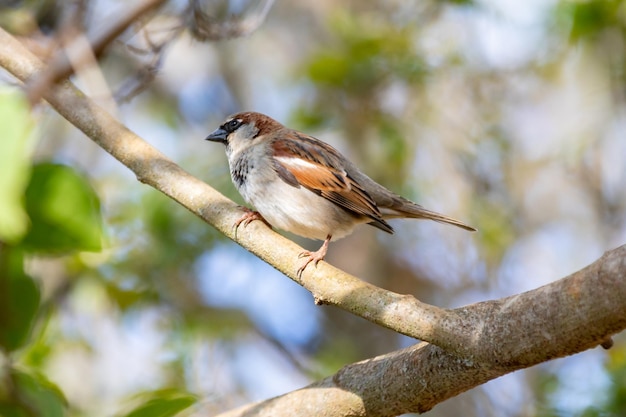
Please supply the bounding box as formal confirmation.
[0,403,30,417]
[570,0,616,40]
[3,368,67,417]
[556,0,622,42]
[306,52,350,87]
[120,389,197,417]
[22,163,103,253]
[0,247,40,352]
[0,89,37,244]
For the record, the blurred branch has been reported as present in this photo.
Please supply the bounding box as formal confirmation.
[24,0,167,104]
[0,27,625,416]
[113,30,170,102]
[187,0,275,41]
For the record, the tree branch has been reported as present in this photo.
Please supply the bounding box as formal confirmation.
[218,245,626,417]
[0,27,624,416]
[0,26,457,349]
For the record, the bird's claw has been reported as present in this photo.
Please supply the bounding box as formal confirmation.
[233,207,271,238]
[296,235,331,277]
[296,250,325,277]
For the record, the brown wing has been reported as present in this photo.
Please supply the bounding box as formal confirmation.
[271,130,393,233]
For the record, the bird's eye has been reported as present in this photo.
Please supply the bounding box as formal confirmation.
[225,119,241,132]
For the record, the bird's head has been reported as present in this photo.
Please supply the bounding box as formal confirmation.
[206,112,283,155]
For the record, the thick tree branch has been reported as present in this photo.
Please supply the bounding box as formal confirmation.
[0,27,625,416]
[218,246,626,417]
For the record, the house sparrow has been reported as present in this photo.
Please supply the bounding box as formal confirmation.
[206,112,475,275]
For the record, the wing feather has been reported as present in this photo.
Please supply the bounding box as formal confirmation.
[271,131,393,233]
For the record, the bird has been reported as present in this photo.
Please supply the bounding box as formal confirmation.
[205,111,476,276]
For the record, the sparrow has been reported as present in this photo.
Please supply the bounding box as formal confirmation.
[205,112,476,276]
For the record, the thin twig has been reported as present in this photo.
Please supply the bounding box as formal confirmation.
[187,0,275,41]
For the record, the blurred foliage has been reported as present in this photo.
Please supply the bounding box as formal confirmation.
[0,90,196,416]
[0,368,67,417]
[586,343,626,416]
[0,0,60,35]
[0,0,625,416]
[294,11,428,186]
[556,0,626,87]
[0,247,40,352]
[22,163,103,253]
[118,389,197,417]
[0,90,36,244]
[302,13,425,94]
[533,341,626,417]
[558,0,626,41]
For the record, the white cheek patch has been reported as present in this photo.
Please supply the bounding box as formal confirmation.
[239,123,258,138]
[228,124,260,156]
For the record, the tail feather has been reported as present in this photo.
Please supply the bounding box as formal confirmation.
[350,170,476,232]
[411,208,476,232]
[381,199,476,232]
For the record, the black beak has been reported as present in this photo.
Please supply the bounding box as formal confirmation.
[205,127,228,144]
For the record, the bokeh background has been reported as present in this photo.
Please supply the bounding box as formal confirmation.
[1,0,626,416]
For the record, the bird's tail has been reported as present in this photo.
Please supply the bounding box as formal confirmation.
[413,208,476,231]
[383,198,476,232]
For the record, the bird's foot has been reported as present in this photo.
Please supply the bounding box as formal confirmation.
[233,207,271,236]
[296,235,331,277]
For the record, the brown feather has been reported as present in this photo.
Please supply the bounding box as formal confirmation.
[271,132,394,234]
[383,197,477,232]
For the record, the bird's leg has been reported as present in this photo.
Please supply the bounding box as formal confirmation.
[233,206,271,235]
[297,235,331,277]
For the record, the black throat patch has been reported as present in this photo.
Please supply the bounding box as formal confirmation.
[231,155,252,189]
